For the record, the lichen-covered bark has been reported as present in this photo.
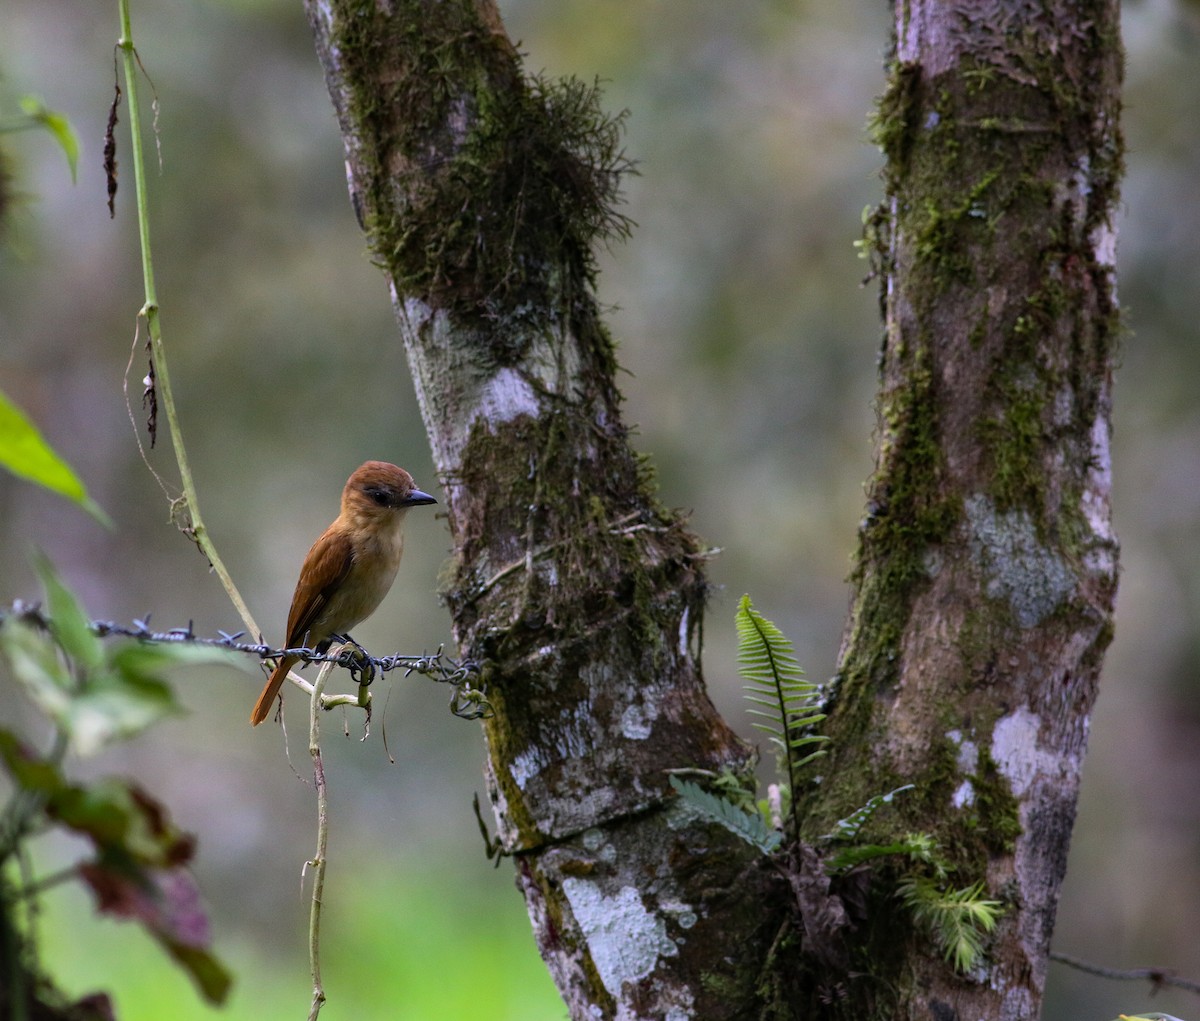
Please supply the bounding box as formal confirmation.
[301,2,767,1018]
[802,1,1122,1018]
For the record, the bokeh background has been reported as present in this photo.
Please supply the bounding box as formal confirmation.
[2,1,1198,1018]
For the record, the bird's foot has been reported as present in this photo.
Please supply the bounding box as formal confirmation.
[333,634,376,686]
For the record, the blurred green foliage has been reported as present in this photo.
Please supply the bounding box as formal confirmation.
[39,862,561,1020]
[2,0,1200,1017]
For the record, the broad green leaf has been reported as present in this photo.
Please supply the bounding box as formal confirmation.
[0,729,68,798]
[60,637,242,755]
[108,640,242,679]
[1,619,74,716]
[2,562,244,752]
[64,641,241,755]
[63,684,182,757]
[18,95,80,182]
[34,552,103,671]
[0,389,110,525]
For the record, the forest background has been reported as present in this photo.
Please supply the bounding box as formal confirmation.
[2,1,1198,1018]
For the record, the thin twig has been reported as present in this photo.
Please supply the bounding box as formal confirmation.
[471,510,648,600]
[14,864,79,901]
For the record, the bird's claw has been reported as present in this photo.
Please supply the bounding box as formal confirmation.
[334,636,375,686]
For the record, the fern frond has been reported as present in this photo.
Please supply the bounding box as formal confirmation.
[825,830,936,872]
[822,785,915,842]
[898,877,1003,973]
[736,596,828,834]
[669,775,782,854]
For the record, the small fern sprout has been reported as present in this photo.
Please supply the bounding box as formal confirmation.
[736,595,828,835]
[898,877,1003,973]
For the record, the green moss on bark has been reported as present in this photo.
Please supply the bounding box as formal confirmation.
[324,0,632,346]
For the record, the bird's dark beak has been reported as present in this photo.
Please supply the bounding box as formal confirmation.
[402,489,437,507]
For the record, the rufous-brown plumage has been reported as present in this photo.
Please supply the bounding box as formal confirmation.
[250,461,436,726]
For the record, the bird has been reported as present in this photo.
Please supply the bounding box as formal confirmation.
[250,461,437,726]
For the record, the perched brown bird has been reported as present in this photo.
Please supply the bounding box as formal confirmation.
[250,461,437,726]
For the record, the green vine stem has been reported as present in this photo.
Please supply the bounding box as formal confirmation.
[306,660,334,1020]
[115,0,259,639]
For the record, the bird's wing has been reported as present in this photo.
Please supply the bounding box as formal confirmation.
[284,525,355,648]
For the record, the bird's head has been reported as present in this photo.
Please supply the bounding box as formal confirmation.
[341,461,437,525]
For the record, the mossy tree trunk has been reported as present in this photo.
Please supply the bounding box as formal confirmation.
[797,0,1122,1018]
[302,1,770,1018]
[301,0,1122,1019]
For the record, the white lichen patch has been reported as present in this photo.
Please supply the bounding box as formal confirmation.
[621,701,657,740]
[964,495,1076,628]
[476,366,540,424]
[509,703,596,789]
[945,729,979,809]
[991,706,1063,797]
[677,606,690,657]
[945,728,978,774]
[1082,412,1117,556]
[952,780,975,809]
[562,880,678,996]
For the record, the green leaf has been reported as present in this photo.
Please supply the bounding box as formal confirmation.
[66,642,239,755]
[825,831,936,873]
[18,95,80,182]
[2,563,243,753]
[108,640,242,678]
[0,729,68,799]
[1,619,74,717]
[899,877,1003,972]
[823,784,915,841]
[0,389,110,525]
[670,775,782,854]
[34,552,104,671]
[736,595,828,808]
[62,683,182,758]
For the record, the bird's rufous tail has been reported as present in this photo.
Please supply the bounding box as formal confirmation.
[251,655,299,726]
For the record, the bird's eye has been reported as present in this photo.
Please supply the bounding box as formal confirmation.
[367,488,391,507]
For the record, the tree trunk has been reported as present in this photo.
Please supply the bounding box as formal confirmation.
[301,0,1122,1018]
[302,1,771,1018]
[802,1,1123,1017]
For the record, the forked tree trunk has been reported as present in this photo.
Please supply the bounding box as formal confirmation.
[302,0,1122,1017]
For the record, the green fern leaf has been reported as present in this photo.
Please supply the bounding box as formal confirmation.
[825,830,935,872]
[669,775,782,854]
[898,877,1003,972]
[736,595,828,833]
[823,785,915,841]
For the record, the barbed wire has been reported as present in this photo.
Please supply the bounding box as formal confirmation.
[0,600,490,719]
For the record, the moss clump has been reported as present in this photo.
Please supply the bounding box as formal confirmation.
[330,0,633,346]
[969,749,1023,855]
[851,345,961,675]
[869,60,921,173]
